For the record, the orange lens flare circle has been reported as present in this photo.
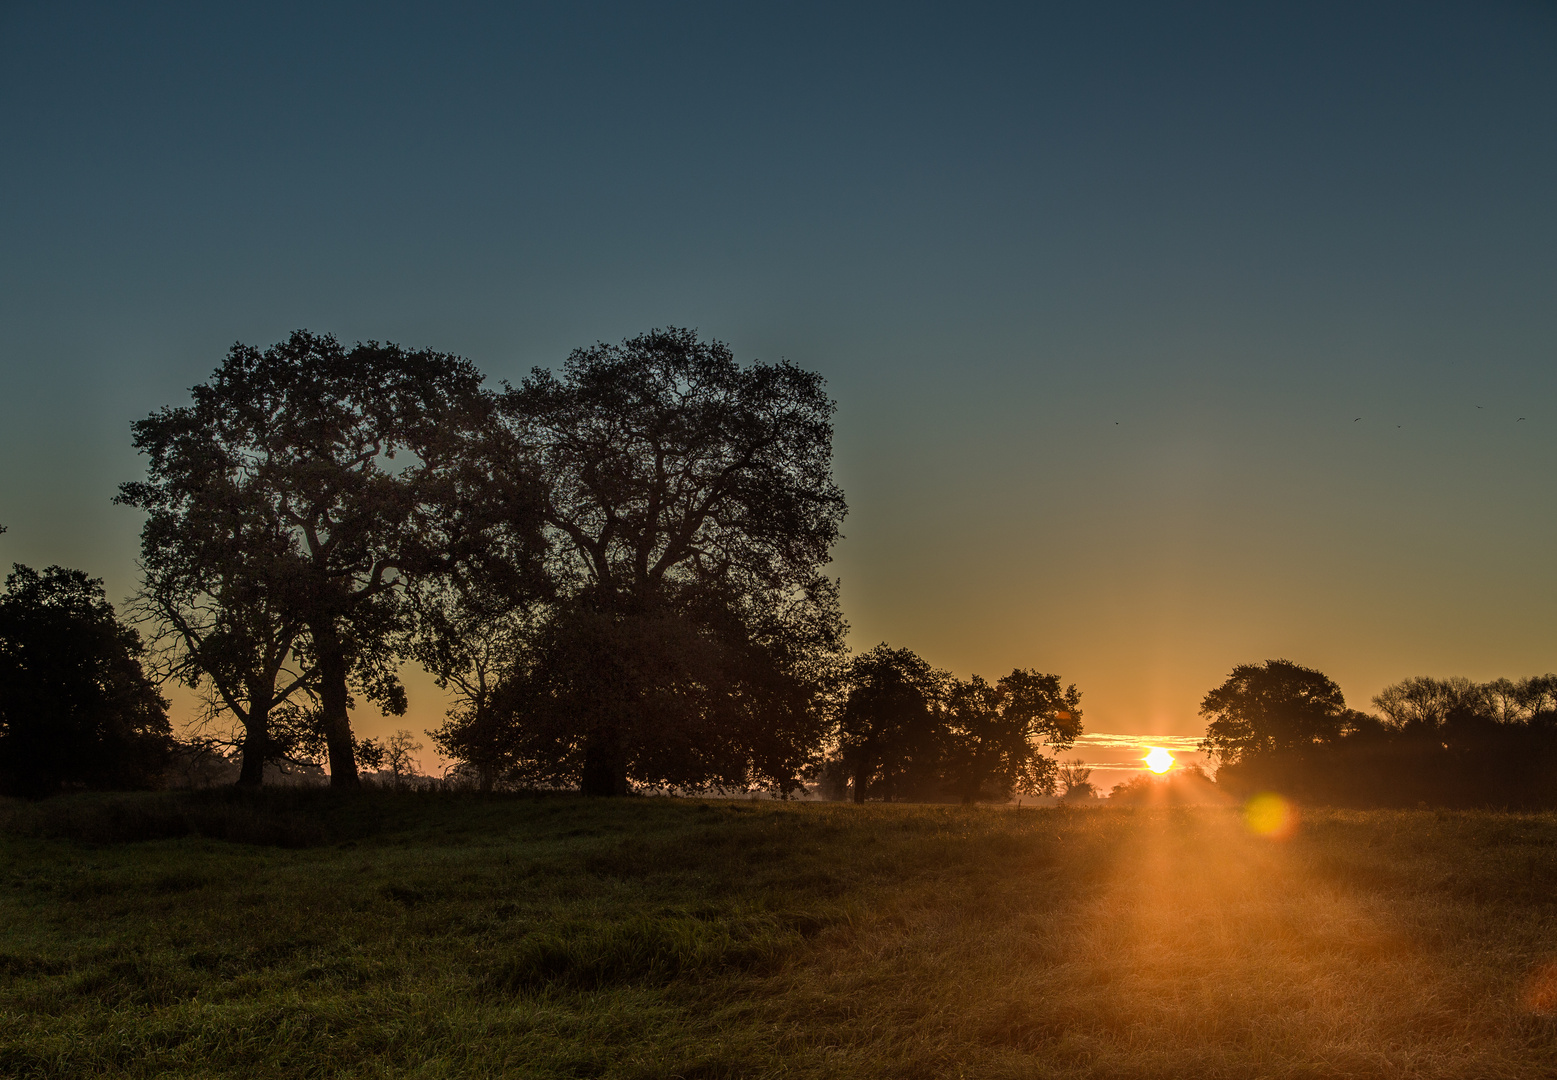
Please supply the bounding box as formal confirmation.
[1144,747,1174,773]
[1524,960,1557,1015]
[1244,793,1298,839]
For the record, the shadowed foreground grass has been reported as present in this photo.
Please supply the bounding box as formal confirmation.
[3,791,1557,1078]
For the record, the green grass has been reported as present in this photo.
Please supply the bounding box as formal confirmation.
[4,792,1557,1078]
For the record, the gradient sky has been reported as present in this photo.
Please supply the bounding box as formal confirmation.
[2,2,1554,757]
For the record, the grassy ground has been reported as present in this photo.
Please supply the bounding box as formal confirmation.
[3,792,1557,1078]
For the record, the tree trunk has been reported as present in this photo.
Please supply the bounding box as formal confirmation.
[580,737,628,796]
[236,708,268,788]
[852,756,869,804]
[312,623,359,789]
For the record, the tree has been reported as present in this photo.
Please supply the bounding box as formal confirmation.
[491,328,848,795]
[1057,760,1095,801]
[837,644,947,803]
[0,565,172,796]
[1197,659,1354,767]
[383,729,423,787]
[124,490,314,787]
[1363,673,1557,808]
[940,669,1082,803]
[416,577,533,792]
[1370,676,1484,732]
[121,331,545,787]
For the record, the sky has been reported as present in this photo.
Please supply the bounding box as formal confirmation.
[1,1,1554,766]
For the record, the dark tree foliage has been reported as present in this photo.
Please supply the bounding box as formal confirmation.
[836,646,1082,803]
[415,577,532,792]
[120,331,547,787]
[1198,659,1357,766]
[941,670,1082,803]
[1350,674,1557,808]
[486,328,848,795]
[837,644,948,803]
[1200,662,1557,807]
[123,483,313,787]
[0,565,171,797]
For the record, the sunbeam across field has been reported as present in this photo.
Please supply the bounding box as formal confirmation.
[4,793,1557,1078]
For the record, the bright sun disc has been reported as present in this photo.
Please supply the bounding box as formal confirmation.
[1144,747,1174,773]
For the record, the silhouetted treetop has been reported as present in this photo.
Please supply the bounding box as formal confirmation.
[838,644,948,803]
[501,327,845,609]
[942,669,1082,803]
[1198,659,1357,766]
[0,564,171,797]
[120,330,549,787]
[486,328,849,796]
[1371,675,1557,731]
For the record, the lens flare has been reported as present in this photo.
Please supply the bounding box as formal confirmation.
[1144,747,1174,773]
[1525,960,1557,1015]
[1244,793,1298,839]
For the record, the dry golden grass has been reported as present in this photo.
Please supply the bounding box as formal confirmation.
[2,792,1556,1077]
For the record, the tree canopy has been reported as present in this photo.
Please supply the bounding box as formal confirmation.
[942,669,1082,803]
[838,644,948,802]
[1197,659,1355,766]
[1197,661,1557,807]
[120,331,547,787]
[486,328,849,794]
[836,645,1082,803]
[0,564,171,797]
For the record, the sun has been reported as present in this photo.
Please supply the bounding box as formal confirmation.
[1144,747,1175,774]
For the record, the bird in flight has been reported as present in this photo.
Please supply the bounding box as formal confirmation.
[1354,417,1362,422]
[1518,417,1526,422]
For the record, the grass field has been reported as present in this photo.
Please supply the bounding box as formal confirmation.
[3,791,1557,1078]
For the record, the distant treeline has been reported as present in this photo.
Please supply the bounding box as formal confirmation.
[1199,660,1557,809]
[0,330,1082,801]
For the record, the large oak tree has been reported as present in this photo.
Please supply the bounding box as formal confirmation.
[490,328,848,795]
[122,331,545,787]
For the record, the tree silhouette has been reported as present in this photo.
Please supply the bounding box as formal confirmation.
[941,669,1082,803]
[0,565,171,796]
[1371,676,1484,731]
[122,478,314,787]
[1057,760,1095,801]
[1198,659,1353,767]
[490,328,847,795]
[838,644,947,803]
[122,331,543,787]
[416,576,534,792]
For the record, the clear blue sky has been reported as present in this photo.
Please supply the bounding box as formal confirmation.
[2,1,1554,744]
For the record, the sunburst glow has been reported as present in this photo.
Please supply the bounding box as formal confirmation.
[1144,747,1174,773]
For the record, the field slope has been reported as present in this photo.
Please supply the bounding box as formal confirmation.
[3,792,1557,1078]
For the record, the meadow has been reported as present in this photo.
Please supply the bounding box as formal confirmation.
[2,791,1557,1079]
